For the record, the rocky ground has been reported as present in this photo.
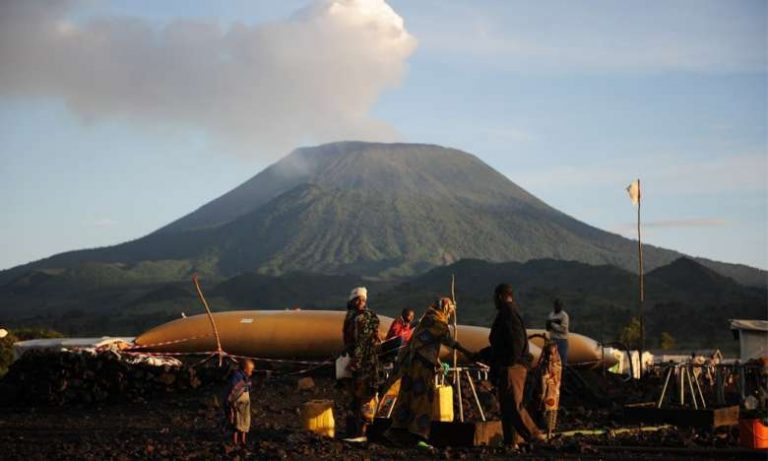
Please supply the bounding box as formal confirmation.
[0,351,762,460]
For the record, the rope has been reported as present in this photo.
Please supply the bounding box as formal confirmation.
[123,349,331,366]
[122,348,335,377]
[126,333,214,350]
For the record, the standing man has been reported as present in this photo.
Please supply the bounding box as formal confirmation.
[342,287,382,438]
[489,283,545,447]
[546,299,570,368]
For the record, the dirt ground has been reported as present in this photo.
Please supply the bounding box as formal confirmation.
[0,369,762,461]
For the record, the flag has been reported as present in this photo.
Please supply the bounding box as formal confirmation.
[626,179,640,206]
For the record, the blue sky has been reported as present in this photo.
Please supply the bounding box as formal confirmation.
[0,0,766,270]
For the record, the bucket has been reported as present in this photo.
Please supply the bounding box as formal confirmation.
[377,378,401,418]
[361,394,379,424]
[739,418,768,450]
[433,384,454,422]
[301,400,335,438]
[335,354,352,379]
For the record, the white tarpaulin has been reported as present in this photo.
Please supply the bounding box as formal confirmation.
[12,337,134,361]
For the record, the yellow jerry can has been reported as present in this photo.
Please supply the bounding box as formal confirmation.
[301,399,335,438]
[433,384,454,422]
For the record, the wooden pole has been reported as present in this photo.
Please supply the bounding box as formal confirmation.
[450,273,464,422]
[637,179,645,378]
[452,273,458,384]
[193,274,224,366]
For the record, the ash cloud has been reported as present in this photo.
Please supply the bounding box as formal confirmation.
[0,0,417,158]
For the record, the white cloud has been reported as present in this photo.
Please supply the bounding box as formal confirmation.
[0,0,417,159]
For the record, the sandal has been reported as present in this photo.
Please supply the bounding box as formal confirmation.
[416,440,436,452]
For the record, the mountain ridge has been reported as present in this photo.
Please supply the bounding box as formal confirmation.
[3,256,762,352]
[0,141,764,286]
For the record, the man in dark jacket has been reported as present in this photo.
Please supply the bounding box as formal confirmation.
[489,283,545,447]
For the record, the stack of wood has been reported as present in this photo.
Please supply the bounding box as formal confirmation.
[0,349,223,406]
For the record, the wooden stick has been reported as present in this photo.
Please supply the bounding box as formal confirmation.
[450,273,464,421]
[193,274,224,366]
[452,273,458,385]
[637,179,645,378]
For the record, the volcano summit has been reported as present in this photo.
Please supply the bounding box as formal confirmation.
[2,142,763,284]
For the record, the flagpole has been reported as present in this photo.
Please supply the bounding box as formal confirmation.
[637,179,645,378]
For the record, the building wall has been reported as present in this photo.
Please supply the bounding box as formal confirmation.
[740,330,768,361]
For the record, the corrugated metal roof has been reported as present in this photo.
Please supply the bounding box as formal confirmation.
[729,319,768,332]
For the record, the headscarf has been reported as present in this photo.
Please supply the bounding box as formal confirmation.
[403,297,455,366]
[349,286,368,302]
[428,297,455,324]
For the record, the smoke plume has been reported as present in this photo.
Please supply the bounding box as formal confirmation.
[0,0,417,157]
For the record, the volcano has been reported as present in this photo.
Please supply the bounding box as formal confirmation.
[2,142,763,284]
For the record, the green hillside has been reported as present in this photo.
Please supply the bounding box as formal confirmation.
[374,258,766,352]
[1,258,763,352]
[1,142,763,285]
[0,141,765,351]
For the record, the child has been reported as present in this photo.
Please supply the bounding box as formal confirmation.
[227,358,255,446]
[539,341,562,438]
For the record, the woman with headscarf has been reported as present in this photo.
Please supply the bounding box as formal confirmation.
[342,286,382,438]
[386,297,474,449]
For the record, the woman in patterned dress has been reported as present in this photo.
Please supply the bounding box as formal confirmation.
[387,297,474,448]
[342,286,383,437]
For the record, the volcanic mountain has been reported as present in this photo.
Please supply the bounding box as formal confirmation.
[1,142,764,285]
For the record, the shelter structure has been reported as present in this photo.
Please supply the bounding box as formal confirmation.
[729,319,768,361]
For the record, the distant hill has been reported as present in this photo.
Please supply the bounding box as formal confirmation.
[376,257,766,352]
[1,141,764,286]
[0,141,765,351]
[1,257,763,352]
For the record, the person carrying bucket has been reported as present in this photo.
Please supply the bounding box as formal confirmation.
[385,297,475,451]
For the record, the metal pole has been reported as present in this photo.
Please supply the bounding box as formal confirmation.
[385,396,397,418]
[679,366,685,406]
[687,366,699,409]
[465,369,486,422]
[457,368,464,422]
[657,366,673,408]
[693,368,707,409]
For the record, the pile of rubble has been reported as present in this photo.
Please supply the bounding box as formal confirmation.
[0,349,225,406]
